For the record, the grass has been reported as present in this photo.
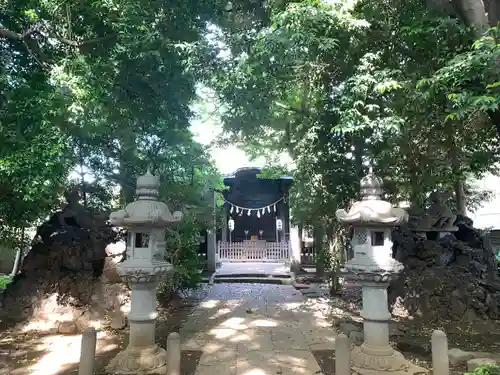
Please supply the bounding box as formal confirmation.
[0,274,12,289]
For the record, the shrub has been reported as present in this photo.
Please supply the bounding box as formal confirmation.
[0,275,12,290]
[465,364,500,375]
[156,212,204,301]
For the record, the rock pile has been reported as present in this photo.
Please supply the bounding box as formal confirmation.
[0,196,129,333]
[389,215,500,321]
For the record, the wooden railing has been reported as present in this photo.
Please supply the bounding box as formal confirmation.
[217,240,290,263]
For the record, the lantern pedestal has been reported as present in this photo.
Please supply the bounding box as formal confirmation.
[346,275,426,375]
[106,264,172,374]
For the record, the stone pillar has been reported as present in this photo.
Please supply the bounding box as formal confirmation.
[431,330,449,375]
[359,282,391,348]
[79,327,97,375]
[335,333,351,375]
[289,225,302,272]
[222,207,228,242]
[167,332,181,375]
[206,189,217,272]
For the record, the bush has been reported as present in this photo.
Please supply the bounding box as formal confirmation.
[157,212,204,301]
[0,275,12,290]
[465,364,500,375]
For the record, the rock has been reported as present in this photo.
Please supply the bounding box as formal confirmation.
[111,309,127,330]
[75,311,93,331]
[58,321,78,334]
[389,219,500,323]
[102,241,126,283]
[448,348,475,366]
[396,337,431,356]
[349,331,364,344]
[331,315,346,327]
[467,358,498,371]
[389,322,405,337]
[72,308,86,320]
[0,200,123,328]
[339,321,361,335]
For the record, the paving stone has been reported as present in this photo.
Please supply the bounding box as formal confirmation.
[183,284,327,375]
[448,348,475,366]
[182,333,209,350]
[246,316,281,329]
[274,350,323,375]
[397,337,431,357]
[198,349,237,365]
[236,350,282,375]
[234,329,274,352]
[197,358,237,375]
[271,328,308,350]
[467,358,498,371]
[304,327,336,350]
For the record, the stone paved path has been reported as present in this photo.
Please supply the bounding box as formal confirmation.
[179,283,336,375]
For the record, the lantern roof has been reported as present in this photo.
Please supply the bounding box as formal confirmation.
[109,169,183,228]
[335,168,408,227]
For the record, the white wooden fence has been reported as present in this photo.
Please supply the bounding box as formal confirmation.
[217,240,290,263]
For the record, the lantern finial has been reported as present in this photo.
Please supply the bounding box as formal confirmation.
[136,169,160,200]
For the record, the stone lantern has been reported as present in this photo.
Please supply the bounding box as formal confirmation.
[106,169,182,374]
[335,168,426,375]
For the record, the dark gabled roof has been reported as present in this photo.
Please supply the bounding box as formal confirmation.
[223,167,293,181]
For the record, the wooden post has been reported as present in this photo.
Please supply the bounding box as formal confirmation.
[206,190,217,272]
[432,330,449,375]
[78,327,97,375]
[335,333,351,375]
[167,332,181,375]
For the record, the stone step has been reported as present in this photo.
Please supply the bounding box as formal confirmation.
[212,276,294,285]
[214,273,292,279]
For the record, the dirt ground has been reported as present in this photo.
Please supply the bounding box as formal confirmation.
[295,272,500,375]
[2,276,500,375]
[0,286,209,375]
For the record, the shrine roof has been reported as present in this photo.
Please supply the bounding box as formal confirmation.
[223,167,293,181]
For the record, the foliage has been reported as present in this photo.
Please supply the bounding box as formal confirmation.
[196,0,500,274]
[465,364,500,375]
[0,275,11,290]
[160,211,206,297]
[1,0,226,292]
[203,0,500,205]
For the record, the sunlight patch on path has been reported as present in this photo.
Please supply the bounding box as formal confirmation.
[6,330,116,375]
[183,284,334,375]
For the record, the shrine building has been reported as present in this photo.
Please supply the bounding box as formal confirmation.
[213,167,300,270]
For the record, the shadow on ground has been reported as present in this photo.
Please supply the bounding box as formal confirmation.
[0,285,210,375]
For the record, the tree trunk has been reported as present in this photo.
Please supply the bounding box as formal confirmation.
[298,224,303,252]
[119,131,137,205]
[450,142,467,215]
[454,178,467,215]
[454,0,489,30]
[313,223,325,278]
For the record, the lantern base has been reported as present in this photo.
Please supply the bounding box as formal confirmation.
[105,344,167,374]
[350,344,428,375]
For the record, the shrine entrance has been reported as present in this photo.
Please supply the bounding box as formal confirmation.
[215,167,294,268]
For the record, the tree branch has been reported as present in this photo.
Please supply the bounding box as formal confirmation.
[0,26,117,65]
[0,28,23,41]
[57,33,117,48]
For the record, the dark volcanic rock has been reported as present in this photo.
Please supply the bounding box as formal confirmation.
[389,215,500,322]
[0,197,123,328]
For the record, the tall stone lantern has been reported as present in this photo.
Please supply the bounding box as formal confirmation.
[335,169,426,375]
[107,169,182,374]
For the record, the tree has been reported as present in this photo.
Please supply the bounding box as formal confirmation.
[1,0,226,289]
[198,0,500,278]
